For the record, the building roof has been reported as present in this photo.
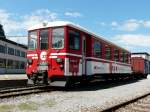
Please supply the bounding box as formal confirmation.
[0,37,27,49]
[0,24,27,49]
[28,21,130,52]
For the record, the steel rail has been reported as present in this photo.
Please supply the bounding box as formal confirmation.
[0,85,53,98]
[102,93,150,112]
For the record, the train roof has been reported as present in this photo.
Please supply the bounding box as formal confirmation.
[132,52,150,56]
[29,21,130,53]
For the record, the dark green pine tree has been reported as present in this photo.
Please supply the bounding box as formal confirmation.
[0,24,6,38]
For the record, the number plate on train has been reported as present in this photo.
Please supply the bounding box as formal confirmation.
[37,66,48,71]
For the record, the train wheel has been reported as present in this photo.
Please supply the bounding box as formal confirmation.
[42,72,49,85]
[65,77,74,88]
[32,74,38,85]
[27,74,34,85]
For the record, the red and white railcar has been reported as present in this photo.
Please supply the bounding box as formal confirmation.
[26,21,132,86]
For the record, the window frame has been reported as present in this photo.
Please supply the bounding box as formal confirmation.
[93,40,102,58]
[68,29,80,50]
[114,49,119,62]
[39,29,49,50]
[51,27,65,49]
[105,46,111,60]
[28,30,38,50]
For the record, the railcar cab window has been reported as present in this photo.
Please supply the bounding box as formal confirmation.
[93,41,101,58]
[28,31,37,50]
[52,28,64,49]
[105,46,111,60]
[40,29,49,50]
[68,30,80,50]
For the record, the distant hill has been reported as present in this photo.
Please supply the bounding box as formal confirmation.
[0,24,6,38]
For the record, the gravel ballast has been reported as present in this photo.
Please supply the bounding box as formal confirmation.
[0,76,150,112]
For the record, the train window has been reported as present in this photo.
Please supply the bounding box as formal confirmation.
[40,29,49,50]
[105,46,111,60]
[120,52,124,62]
[125,53,128,63]
[114,49,119,61]
[52,28,64,49]
[69,30,80,50]
[28,31,37,50]
[93,41,101,58]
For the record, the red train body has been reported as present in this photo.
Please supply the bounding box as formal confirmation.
[26,21,148,86]
[131,53,150,77]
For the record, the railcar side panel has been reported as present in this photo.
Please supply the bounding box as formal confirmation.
[131,57,144,74]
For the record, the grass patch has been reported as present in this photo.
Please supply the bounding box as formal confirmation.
[44,100,56,107]
[0,104,15,112]
[18,101,38,111]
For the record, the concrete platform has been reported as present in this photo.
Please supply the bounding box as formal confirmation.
[0,74,27,80]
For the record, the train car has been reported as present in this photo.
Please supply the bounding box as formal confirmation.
[26,21,132,86]
[131,52,149,78]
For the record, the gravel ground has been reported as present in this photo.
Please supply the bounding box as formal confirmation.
[0,75,150,112]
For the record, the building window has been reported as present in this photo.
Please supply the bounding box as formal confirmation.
[68,30,80,50]
[0,45,5,53]
[0,58,6,68]
[7,60,14,69]
[93,41,101,58]
[52,28,64,49]
[105,46,111,60]
[20,61,25,69]
[21,51,26,57]
[8,47,14,55]
[15,49,20,56]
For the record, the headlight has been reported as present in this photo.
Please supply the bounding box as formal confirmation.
[56,58,63,63]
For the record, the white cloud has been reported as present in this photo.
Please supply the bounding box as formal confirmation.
[112,34,150,52]
[0,9,22,34]
[65,12,82,17]
[7,36,27,45]
[111,19,141,31]
[99,22,106,26]
[111,21,118,27]
[143,21,150,28]
[22,9,58,30]
[0,9,59,45]
[0,9,59,35]
[120,19,140,31]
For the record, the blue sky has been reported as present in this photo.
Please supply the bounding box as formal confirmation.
[0,0,150,53]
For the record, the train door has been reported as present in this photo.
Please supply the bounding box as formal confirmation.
[82,35,86,75]
[38,29,49,71]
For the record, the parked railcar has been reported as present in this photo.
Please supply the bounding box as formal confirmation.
[26,21,133,86]
[131,52,150,78]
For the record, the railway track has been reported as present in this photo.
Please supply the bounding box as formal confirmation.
[102,93,150,112]
[0,85,53,98]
